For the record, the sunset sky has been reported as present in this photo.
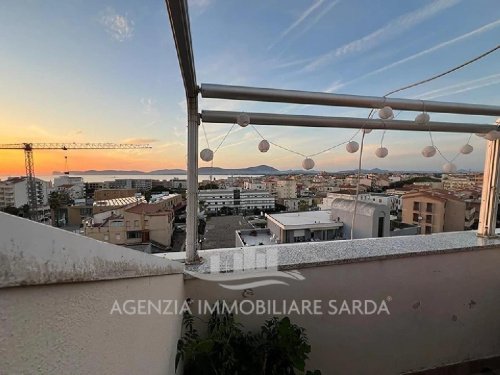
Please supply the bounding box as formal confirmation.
[0,0,499,175]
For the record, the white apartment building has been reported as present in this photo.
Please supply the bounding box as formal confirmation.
[107,179,153,191]
[54,175,84,188]
[0,177,50,208]
[53,176,85,200]
[243,181,265,190]
[275,179,297,199]
[442,174,482,191]
[199,188,275,213]
[320,192,401,212]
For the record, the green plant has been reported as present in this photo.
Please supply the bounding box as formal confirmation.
[176,303,321,375]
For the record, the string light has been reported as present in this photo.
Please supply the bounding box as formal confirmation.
[302,158,315,170]
[421,145,437,157]
[460,144,473,154]
[415,112,430,125]
[378,106,394,120]
[200,148,214,162]
[375,147,388,158]
[484,130,500,141]
[443,162,457,173]
[200,47,498,172]
[346,141,359,153]
[258,139,270,152]
[236,113,250,127]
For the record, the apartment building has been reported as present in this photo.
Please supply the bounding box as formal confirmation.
[199,188,275,213]
[107,178,153,191]
[401,191,473,234]
[94,189,136,201]
[53,175,84,188]
[330,198,391,239]
[266,211,343,244]
[442,173,483,191]
[243,181,266,190]
[275,179,297,199]
[0,177,49,208]
[84,193,181,248]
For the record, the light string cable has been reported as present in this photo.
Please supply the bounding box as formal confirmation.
[353,45,500,239]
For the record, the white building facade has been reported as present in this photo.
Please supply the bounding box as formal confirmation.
[199,188,275,213]
[0,177,50,208]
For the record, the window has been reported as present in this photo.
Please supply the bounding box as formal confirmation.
[426,203,433,213]
[413,202,420,211]
[127,231,142,239]
[134,220,139,227]
[426,215,432,224]
[413,213,419,222]
[425,226,432,235]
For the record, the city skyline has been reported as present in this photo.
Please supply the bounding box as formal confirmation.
[1,0,499,175]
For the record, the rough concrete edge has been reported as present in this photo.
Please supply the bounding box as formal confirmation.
[152,230,500,275]
[0,212,184,289]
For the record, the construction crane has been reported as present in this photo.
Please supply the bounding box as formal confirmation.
[0,143,152,221]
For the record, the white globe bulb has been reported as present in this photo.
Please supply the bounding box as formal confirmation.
[236,113,250,127]
[460,144,473,155]
[362,128,372,134]
[378,106,394,120]
[200,148,214,162]
[375,147,388,158]
[484,131,500,141]
[415,112,430,125]
[443,162,457,173]
[346,141,359,153]
[258,139,270,153]
[302,158,315,170]
[421,145,436,158]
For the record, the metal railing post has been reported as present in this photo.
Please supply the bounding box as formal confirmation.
[477,139,500,237]
[186,96,199,263]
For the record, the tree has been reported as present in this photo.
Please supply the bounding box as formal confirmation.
[2,206,19,216]
[49,191,71,227]
[199,183,219,190]
[298,200,310,212]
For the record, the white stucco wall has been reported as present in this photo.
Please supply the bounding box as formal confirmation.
[184,247,500,374]
[0,275,184,375]
[0,212,185,374]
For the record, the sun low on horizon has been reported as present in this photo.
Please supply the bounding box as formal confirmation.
[1,0,499,177]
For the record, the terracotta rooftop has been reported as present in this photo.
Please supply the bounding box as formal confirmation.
[126,203,171,215]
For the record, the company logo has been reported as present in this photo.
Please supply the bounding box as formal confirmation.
[185,248,305,290]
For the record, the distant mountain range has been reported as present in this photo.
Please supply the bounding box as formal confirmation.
[52,165,283,176]
[52,165,480,176]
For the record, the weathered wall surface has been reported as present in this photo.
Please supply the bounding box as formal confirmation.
[0,212,185,375]
[0,275,184,375]
[185,247,500,374]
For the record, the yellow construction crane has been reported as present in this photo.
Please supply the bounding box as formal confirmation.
[0,143,152,220]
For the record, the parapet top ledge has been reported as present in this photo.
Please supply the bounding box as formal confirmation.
[156,230,500,274]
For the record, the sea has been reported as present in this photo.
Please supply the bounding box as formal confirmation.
[0,174,263,183]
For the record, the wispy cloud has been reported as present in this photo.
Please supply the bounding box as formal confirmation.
[306,0,461,71]
[292,0,341,42]
[324,18,500,92]
[122,138,159,144]
[413,73,500,100]
[268,0,325,50]
[100,7,134,42]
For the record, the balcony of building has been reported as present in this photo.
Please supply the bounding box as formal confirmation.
[2,211,500,374]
